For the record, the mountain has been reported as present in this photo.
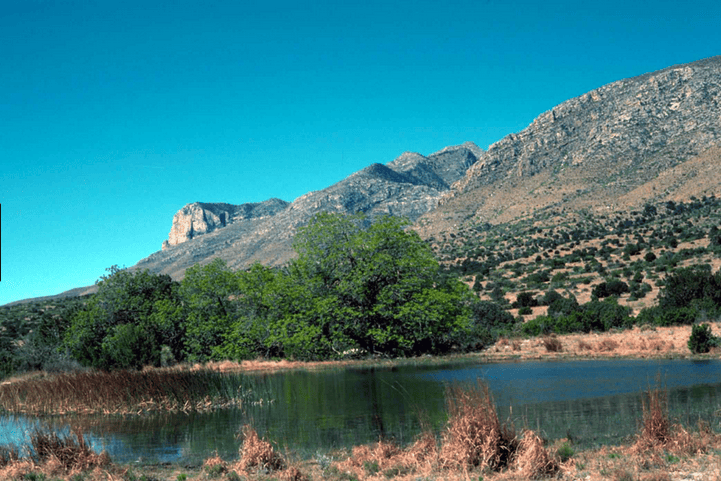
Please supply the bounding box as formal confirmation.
[418,56,721,237]
[8,56,721,305]
[131,142,481,279]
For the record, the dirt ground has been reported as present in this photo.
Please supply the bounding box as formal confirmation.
[478,321,721,362]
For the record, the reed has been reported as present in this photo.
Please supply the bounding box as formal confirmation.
[0,368,245,415]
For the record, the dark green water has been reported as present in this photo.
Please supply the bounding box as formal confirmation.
[2,358,721,464]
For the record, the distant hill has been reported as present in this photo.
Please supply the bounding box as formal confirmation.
[8,56,721,306]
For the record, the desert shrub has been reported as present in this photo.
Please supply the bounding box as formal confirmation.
[463,301,517,349]
[514,291,538,308]
[658,264,721,311]
[538,290,563,306]
[593,280,630,299]
[688,323,719,354]
[547,295,580,316]
[521,316,554,336]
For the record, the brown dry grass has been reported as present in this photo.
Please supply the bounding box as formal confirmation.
[631,381,718,458]
[514,430,559,478]
[0,369,235,415]
[479,322,721,362]
[439,381,518,470]
[0,429,111,480]
[234,424,285,473]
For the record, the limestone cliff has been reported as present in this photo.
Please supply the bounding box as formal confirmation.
[162,199,289,249]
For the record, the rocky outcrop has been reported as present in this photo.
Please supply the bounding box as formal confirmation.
[162,199,289,249]
[136,143,481,278]
[446,56,721,200]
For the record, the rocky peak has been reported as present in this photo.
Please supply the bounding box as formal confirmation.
[162,198,289,249]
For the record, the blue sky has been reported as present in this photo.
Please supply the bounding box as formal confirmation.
[2,0,720,305]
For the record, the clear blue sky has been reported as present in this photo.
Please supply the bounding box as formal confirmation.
[1,0,720,305]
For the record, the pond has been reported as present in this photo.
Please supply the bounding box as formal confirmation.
[2,358,721,464]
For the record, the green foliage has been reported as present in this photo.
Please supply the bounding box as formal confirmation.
[688,323,719,354]
[64,266,183,370]
[658,264,721,310]
[522,297,632,336]
[592,279,630,299]
[286,213,476,357]
[556,442,574,462]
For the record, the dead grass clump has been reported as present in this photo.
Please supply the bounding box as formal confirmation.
[439,380,518,471]
[405,430,438,465]
[203,452,228,475]
[29,428,110,473]
[542,336,563,352]
[577,340,593,351]
[515,430,559,478]
[632,382,670,453]
[280,464,309,481]
[237,425,285,472]
[597,339,620,352]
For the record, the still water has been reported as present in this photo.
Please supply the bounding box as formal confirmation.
[2,358,721,464]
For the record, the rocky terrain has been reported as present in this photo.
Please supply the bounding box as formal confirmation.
[418,56,721,237]
[132,142,481,279]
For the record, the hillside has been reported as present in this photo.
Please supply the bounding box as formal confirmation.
[417,56,721,237]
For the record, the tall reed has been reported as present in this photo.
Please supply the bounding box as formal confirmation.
[0,368,245,415]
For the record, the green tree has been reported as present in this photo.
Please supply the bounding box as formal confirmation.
[64,266,183,370]
[688,323,718,354]
[288,213,475,357]
[179,258,244,362]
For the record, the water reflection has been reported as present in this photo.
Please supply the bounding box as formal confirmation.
[1,358,720,464]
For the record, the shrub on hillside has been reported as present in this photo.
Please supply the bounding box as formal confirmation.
[688,323,719,354]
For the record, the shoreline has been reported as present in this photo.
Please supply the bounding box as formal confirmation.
[185,322,721,376]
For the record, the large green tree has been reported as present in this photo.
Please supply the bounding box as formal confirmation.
[64,266,183,370]
[287,213,476,356]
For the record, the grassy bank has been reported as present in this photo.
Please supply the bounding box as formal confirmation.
[2,380,720,481]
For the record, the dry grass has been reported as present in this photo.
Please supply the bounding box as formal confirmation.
[0,369,237,415]
[0,429,111,480]
[514,430,559,478]
[631,381,718,458]
[596,339,620,352]
[439,380,518,470]
[234,424,285,472]
[541,336,563,352]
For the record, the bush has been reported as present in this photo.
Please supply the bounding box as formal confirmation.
[688,323,718,354]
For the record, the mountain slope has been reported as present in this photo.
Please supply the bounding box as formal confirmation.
[418,56,721,238]
[132,142,481,279]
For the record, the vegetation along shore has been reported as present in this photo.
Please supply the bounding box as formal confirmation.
[3,202,721,479]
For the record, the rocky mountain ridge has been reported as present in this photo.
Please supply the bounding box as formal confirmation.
[418,55,721,238]
[8,56,721,305]
[136,142,481,279]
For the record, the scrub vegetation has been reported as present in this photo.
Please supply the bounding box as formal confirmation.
[2,380,719,480]
[3,199,721,382]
